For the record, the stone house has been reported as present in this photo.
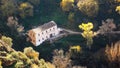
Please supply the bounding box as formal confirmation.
[28,21,59,46]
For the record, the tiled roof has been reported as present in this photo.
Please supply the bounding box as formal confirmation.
[32,21,57,33]
[40,21,56,31]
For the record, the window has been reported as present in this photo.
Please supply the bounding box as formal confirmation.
[39,39,40,42]
[42,32,44,34]
[53,28,55,30]
[46,31,47,33]
[42,38,44,40]
[50,34,53,38]
[50,29,51,31]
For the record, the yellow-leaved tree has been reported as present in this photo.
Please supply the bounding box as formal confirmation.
[79,22,96,48]
[19,2,33,18]
[60,0,74,11]
[1,36,13,47]
[69,45,81,53]
[24,47,39,59]
[77,0,99,17]
[116,0,120,2]
[116,6,120,14]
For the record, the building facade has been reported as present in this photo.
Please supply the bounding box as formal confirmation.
[28,21,59,46]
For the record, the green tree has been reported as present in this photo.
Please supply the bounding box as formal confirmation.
[27,0,40,6]
[0,0,18,17]
[0,0,34,18]
[18,2,33,18]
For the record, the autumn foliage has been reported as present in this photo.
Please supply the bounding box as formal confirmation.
[79,22,96,48]
[24,47,39,59]
[77,0,99,17]
[116,6,120,14]
[52,49,72,68]
[1,36,13,47]
[60,0,74,11]
[105,41,120,62]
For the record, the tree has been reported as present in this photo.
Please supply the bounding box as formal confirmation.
[0,0,35,18]
[77,0,99,17]
[60,0,74,11]
[24,47,39,59]
[7,16,24,35]
[60,0,99,17]
[105,42,120,62]
[27,0,40,6]
[117,0,120,2]
[18,2,33,18]
[105,41,120,68]
[1,36,13,47]
[79,22,96,48]
[52,49,72,68]
[116,6,120,14]
[0,0,18,17]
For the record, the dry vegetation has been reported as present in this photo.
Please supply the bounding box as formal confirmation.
[52,49,72,68]
[0,36,55,68]
[105,41,120,68]
[105,41,120,62]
